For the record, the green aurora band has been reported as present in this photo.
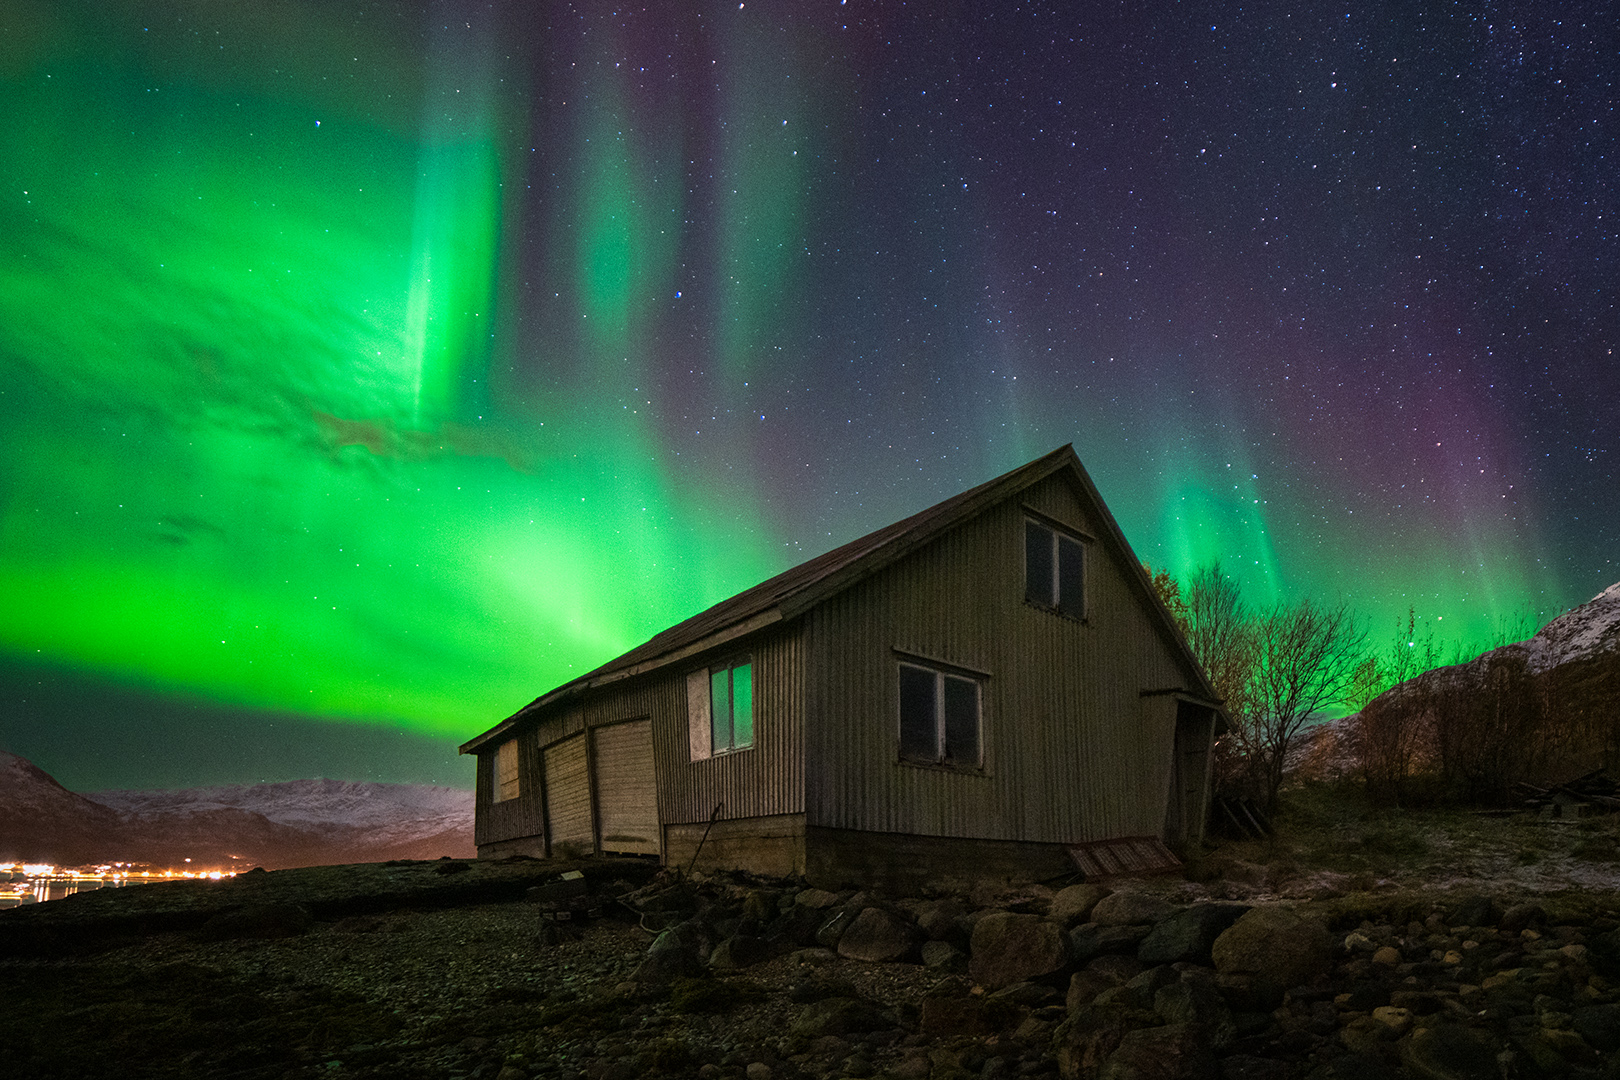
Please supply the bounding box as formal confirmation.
[0,2,1594,782]
[0,4,781,741]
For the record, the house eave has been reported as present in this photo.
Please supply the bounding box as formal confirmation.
[458,607,786,755]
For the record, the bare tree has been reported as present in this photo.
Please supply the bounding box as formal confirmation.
[1182,563,1253,712]
[1346,607,1442,712]
[1142,563,1187,629]
[1347,607,1444,805]
[1247,599,1366,809]
[1177,564,1261,795]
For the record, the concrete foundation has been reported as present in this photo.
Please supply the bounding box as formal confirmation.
[477,835,549,860]
[804,826,1074,890]
[663,813,807,878]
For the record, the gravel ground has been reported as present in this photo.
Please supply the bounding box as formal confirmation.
[1,876,947,1080]
[10,801,1620,1080]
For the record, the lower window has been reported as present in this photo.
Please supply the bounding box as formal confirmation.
[898,661,982,767]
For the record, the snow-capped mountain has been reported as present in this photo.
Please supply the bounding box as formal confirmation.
[1297,581,1620,786]
[0,752,474,868]
[1508,580,1620,675]
[1391,579,1620,702]
[0,751,126,863]
[88,778,474,848]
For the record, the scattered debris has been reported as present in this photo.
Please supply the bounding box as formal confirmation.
[1212,795,1274,840]
[1515,768,1620,817]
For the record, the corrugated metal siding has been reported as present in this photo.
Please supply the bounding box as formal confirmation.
[474,622,804,852]
[474,738,545,847]
[805,471,1188,844]
[657,625,805,825]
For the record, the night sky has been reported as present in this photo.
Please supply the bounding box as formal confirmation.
[3,1,1615,792]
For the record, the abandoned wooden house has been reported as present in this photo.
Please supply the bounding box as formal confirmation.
[460,446,1226,887]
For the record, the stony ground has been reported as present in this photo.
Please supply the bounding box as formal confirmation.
[6,791,1620,1080]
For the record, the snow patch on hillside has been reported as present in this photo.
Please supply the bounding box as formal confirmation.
[86,778,473,838]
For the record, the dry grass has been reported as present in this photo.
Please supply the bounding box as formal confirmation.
[1186,781,1620,908]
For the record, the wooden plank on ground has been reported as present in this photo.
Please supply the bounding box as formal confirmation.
[1066,835,1182,880]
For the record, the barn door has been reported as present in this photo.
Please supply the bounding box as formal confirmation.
[1164,701,1215,848]
[592,719,660,855]
[544,734,595,855]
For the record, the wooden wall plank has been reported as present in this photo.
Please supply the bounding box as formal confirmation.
[592,719,659,854]
[544,734,594,854]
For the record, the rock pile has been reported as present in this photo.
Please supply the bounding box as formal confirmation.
[612,872,1620,1080]
[9,857,1620,1080]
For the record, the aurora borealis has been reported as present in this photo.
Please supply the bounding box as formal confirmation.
[2,1,1615,791]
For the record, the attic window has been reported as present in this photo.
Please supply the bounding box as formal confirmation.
[1025,518,1086,619]
[687,657,754,760]
[899,661,982,768]
[493,738,520,803]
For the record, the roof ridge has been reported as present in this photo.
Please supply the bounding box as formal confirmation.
[461,444,1222,755]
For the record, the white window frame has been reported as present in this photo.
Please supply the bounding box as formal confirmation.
[1024,516,1088,620]
[687,656,754,761]
[897,659,984,769]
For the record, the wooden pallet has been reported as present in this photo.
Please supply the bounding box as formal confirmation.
[1066,835,1182,880]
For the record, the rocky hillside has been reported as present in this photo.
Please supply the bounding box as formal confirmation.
[0,751,127,864]
[1298,581,1620,792]
[0,751,473,867]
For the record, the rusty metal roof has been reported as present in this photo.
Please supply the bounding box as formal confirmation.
[462,444,1224,754]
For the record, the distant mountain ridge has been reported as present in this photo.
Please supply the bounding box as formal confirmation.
[0,752,474,868]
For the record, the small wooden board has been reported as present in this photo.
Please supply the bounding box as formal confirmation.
[1066,835,1182,880]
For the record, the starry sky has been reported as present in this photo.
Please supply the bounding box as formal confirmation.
[2,0,1615,792]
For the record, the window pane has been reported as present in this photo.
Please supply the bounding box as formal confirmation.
[1025,522,1054,605]
[731,662,753,747]
[942,675,980,765]
[710,668,732,750]
[1058,535,1085,618]
[899,663,938,761]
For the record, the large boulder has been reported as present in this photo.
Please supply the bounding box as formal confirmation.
[1572,1004,1620,1053]
[634,920,706,985]
[1137,903,1250,965]
[836,907,921,963]
[921,940,969,972]
[913,897,971,941]
[814,906,861,950]
[1055,1004,1136,1080]
[1099,1023,1218,1080]
[708,932,774,970]
[1070,923,1152,963]
[1153,980,1236,1050]
[1445,894,1501,930]
[1050,884,1110,925]
[1211,907,1333,990]
[1090,891,1176,928]
[970,912,1072,990]
[918,984,1022,1038]
[1398,1024,1500,1080]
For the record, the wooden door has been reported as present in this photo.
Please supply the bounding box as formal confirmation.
[592,719,660,855]
[544,734,595,855]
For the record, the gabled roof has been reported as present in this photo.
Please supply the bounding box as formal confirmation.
[461,445,1222,754]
